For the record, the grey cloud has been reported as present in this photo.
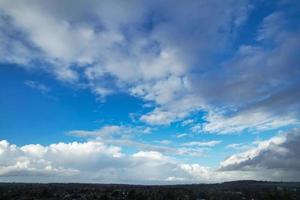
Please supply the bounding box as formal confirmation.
[219,129,300,181]
[194,7,300,133]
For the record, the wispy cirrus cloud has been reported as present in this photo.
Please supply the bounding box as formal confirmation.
[68,125,207,157]
[182,140,221,147]
[24,80,51,94]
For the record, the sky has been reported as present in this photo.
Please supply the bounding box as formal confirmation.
[0,0,300,184]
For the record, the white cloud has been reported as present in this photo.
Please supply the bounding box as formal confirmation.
[180,164,210,180]
[1,129,300,183]
[181,119,194,126]
[190,123,203,133]
[130,76,190,106]
[182,140,221,147]
[68,125,152,139]
[140,109,176,125]
[176,133,188,138]
[68,125,206,157]
[158,140,172,145]
[0,140,212,184]
[140,93,202,125]
[226,143,251,150]
[202,111,299,134]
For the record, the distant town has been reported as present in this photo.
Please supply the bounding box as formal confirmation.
[0,180,299,200]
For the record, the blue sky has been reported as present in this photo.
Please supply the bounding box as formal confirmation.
[0,0,300,184]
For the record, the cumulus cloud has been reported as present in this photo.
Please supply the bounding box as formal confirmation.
[0,140,212,184]
[219,129,300,181]
[1,129,300,183]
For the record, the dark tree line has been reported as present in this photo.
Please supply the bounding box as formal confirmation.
[0,181,299,200]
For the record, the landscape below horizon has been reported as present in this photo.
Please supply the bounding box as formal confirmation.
[1,0,300,192]
[1,181,300,200]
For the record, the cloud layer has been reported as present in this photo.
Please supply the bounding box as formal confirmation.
[2,0,299,133]
[0,139,211,184]
[1,129,300,183]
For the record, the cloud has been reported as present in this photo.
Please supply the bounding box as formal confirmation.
[202,111,299,134]
[140,94,202,125]
[24,80,51,94]
[180,164,210,180]
[0,0,299,135]
[219,129,300,181]
[226,143,251,150]
[68,125,152,139]
[0,140,211,184]
[182,140,221,147]
[192,6,300,133]
[1,129,299,183]
[1,0,300,184]
[0,0,256,126]
[68,125,205,157]
[176,133,188,138]
[190,124,203,134]
[134,76,203,125]
[181,119,194,126]
[158,140,171,145]
[68,125,124,138]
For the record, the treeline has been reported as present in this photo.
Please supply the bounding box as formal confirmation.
[0,181,299,200]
